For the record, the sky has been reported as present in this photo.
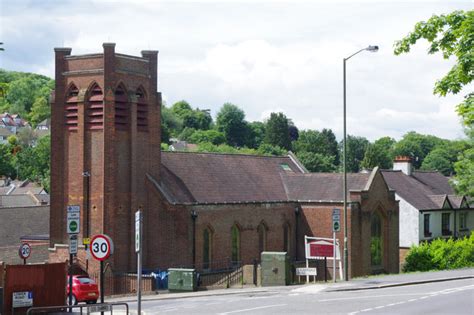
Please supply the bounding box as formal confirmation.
[1,0,472,141]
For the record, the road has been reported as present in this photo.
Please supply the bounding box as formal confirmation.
[125,278,474,314]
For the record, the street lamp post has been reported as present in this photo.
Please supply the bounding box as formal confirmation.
[343,45,378,281]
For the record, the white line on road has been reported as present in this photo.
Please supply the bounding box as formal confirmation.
[320,293,426,302]
[218,304,287,314]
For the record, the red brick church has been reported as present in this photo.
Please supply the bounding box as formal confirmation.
[49,44,399,279]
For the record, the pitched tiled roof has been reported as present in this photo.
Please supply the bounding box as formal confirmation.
[283,173,370,202]
[159,152,303,204]
[381,170,460,210]
[447,195,465,208]
[156,152,374,204]
[0,206,49,247]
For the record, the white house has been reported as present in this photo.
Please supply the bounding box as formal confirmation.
[381,156,473,262]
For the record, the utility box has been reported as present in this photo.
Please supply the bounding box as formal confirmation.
[168,268,197,292]
[261,252,290,286]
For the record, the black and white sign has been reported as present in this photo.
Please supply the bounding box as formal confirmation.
[135,211,141,253]
[12,291,33,308]
[67,205,80,234]
[18,243,31,260]
[296,267,317,276]
[90,234,114,261]
[69,234,78,255]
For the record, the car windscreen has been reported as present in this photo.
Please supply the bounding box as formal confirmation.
[77,277,95,284]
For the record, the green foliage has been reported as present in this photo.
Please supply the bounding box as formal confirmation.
[189,129,226,145]
[0,144,15,177]
[7,135,18,146]
[361,137,396,170]
[370,236,382,266]
[216,103,249,147]
[170,100,212,131]
[264,112,292,150]
[247,121,266,149]
[394,10,473,98]
[296,151,336,172]
[162,105,183,137]
[342,135,370,173]
[178,127,197,142]
[392,131,445,169]
[0,69,54,119]
[256,143,286,156]
[13,135,50,190]
[29,97,50,127]
[403,235,474,272]
[452,148,474,197]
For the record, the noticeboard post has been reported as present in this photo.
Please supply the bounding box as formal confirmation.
[304,235,343,283]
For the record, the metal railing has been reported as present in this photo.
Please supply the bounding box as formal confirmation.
[27,302,129,315]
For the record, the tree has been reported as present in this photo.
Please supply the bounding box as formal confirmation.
[257,143,286,156]
[342,135,370,173]
[264,112,292,150]
[296,151,336,172]
[189,129,226,145]
[246,121,266,149]
[0,143,15,177]
[421,140,470,175]
[361,137,396,170]
[394,10,473,128]
[216,103,249,147]
[452,148,474,197]
[392,131,445,169]
[161,105,183,137]
[29,96,50,127]
[171,100,193,118]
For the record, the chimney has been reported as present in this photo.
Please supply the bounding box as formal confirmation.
[393,156,412,176]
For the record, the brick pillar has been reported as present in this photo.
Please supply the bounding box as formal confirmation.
[50,47,71,247]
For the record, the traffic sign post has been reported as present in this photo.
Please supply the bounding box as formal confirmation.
[19,243,31,265]
[135,210,142,315]
[332,209,340,283]
[90,234,114,307]
[69,235,78,255]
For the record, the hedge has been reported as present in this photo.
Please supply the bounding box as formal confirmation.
[403,233,474,272]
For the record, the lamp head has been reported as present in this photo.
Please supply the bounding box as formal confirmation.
[366,45,379,52]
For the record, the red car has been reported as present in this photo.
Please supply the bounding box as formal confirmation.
[67,275,99,305]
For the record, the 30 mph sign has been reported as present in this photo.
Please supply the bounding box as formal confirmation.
[90,234,114,261]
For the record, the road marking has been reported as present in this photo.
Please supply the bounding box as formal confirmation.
[218,304,287,314]
[319,293,426,302]
[159,308,178,313]
[289,293,300,296]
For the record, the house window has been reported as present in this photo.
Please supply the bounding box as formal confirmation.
[203,227,212,270]
[257,223,267,255]
[370,212,382,266]
[442,213,451,236]
[460,213,468,230]
[423,214,431,237]
[231,224,240,264]
[283,223,291,253]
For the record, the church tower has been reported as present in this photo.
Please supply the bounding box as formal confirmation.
[49,44,161,272]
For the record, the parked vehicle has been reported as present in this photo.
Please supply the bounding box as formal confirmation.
[67,275,99,305]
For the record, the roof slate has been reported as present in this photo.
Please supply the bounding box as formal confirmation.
[160,152,303,203]
[158,152,372,204]
[381,170,460,210]
[284,173,370,201]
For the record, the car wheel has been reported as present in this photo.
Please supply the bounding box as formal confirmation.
[71,294,78,305]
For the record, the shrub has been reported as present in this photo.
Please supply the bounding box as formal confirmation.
[403,234,474,272]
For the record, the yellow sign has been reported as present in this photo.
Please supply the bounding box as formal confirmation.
[83,238,90,245]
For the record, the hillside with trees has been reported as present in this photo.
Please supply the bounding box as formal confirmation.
[0,68,472,196]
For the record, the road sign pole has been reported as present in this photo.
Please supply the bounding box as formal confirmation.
[136,210,142,315]
[333,232,336,283]
[69,254,73,311]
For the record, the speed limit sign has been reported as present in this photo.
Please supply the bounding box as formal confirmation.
[19,243,31,259]
[90,234,114,261]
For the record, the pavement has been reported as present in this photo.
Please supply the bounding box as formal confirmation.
[108,268,474,303]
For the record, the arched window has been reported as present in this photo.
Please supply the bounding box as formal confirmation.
[370,212,382,266]
[231,224,240,264]
[86,83,104,130]
[283,223,291,253]
[65,83,79,131]
[136,87,148,131]
[203,227,213,270]
[114,84,129,130]
[257,222,267,254]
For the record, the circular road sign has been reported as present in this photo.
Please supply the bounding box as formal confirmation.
[90,234,114,261]
[19,243,31,259]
